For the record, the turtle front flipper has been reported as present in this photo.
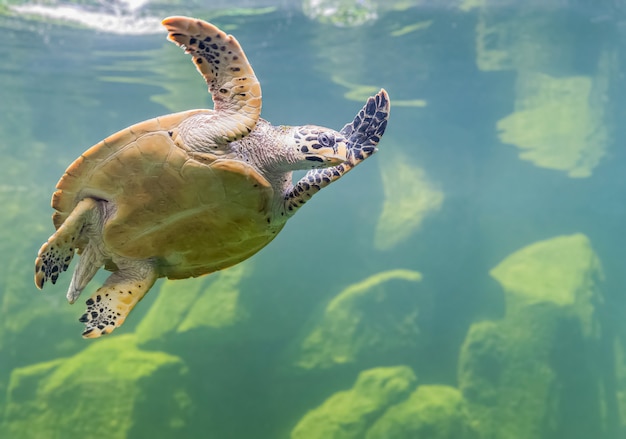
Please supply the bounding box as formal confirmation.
[79,261,157,339]
[283,89,390,215]
[35,198,99,289]
[162,16,262,145]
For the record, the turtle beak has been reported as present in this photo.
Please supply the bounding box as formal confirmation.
[320,139,348,165]
[305,136,348,166]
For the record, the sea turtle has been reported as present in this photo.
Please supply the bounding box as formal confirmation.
[34,16,390,338]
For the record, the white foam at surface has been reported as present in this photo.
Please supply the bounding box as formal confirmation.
[12,4,163,35]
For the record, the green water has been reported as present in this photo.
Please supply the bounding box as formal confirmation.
[1,0,626,438]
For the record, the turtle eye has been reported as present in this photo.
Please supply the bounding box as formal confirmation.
[317,132,334,148]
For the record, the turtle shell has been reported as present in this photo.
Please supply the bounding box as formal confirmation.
[51,109,281,279]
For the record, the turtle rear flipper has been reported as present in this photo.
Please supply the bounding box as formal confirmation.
[80,261,157,338]
[35,198,99,289]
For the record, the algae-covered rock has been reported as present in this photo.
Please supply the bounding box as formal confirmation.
[291,366,416,439]
[457,304,607,438]
[0,190,87,372]
[295,269,423,370]
[459,233,605,438]
[1,335,189,439]
[470,5,615,178]
[459,315,560,438]
[366,385,478,439]
[497,70,610,178]
[374,151,443,251]
[490,233,603,336]
[136,264,250,347]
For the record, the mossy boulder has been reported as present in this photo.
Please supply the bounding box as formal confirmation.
[459,312,563,438]
[458,234,605,438]
[0,190,88,375]
[294,269,423,370]
[374,151,444,251]
[497,71,609,178]
[291,366,416,439]
[136,264,250,348]
[490,233,603,335]
[1,335,189,439]
[366,385,478,439]
[470,6,613,178]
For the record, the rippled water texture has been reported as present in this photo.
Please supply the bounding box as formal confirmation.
[1,1,626,438]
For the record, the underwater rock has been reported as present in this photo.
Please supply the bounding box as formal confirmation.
[458,307,600,438]
[294,269,423,370]
[490,233,603,336]
[0,189,86,373]
[374,151,443,250]
[462,6,608,178]
[497,71,610,178]
[458,233,605,438]
[2,335,189,439]
[459,317,554,438]
[366,385,478,439]
[136,264,250,347]
[291,365,416,439]
[470,6,614,178]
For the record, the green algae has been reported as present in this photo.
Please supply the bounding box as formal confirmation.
[459,234,606,438]
[489,233,603,336]
[459,315,560,439]
[136,264,250,346]
[367,385,478,439]
[2,335,188,439]
[295,270,422,370]
[471,6,615,178]
[374,151,444,251]
[291,366,417,439]
[496,72,610,178]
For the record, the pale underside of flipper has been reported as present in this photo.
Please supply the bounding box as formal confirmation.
[162,16,262,144]
[79,262,157,338]
[67,243,103,304]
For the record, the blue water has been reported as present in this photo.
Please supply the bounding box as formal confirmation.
[1,1,626,438]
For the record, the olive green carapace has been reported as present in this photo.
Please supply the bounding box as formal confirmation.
[34,16,390,339]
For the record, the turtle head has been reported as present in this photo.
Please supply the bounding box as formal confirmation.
[282,125,348,170]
